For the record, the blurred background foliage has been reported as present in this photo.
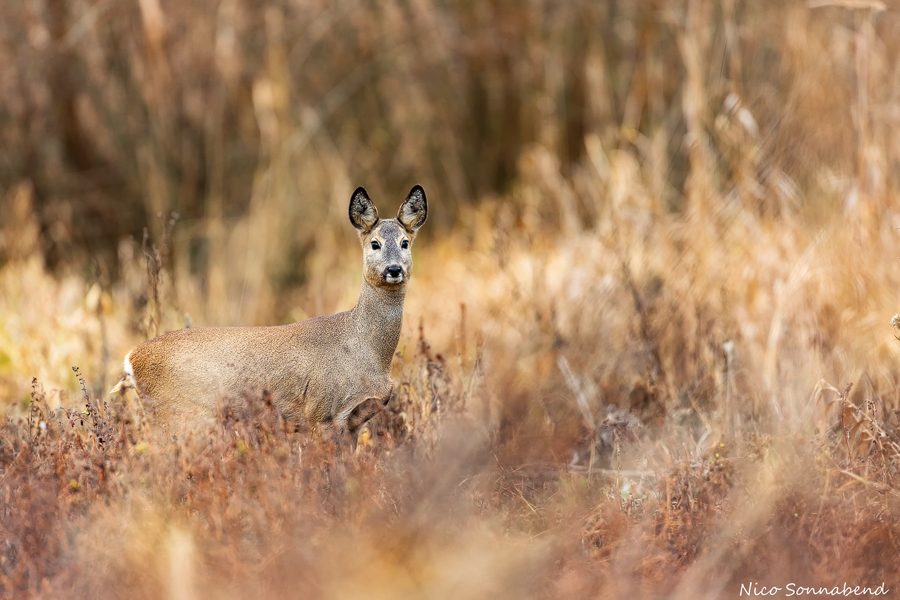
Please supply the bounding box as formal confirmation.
[2,0,900,417]
[3,2,900,596]
[2,1,897,305]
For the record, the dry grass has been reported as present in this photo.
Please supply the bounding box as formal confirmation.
[3,1,900,598]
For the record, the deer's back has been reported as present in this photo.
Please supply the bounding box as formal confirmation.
[128,312,391,427]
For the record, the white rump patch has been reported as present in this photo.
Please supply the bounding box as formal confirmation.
[123,351,134,378]
[109,351,136,396]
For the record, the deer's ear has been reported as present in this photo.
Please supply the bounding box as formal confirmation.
[397,185,427,232]
[349,187,379,232]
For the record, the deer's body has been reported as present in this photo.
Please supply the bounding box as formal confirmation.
[116,186,427,443]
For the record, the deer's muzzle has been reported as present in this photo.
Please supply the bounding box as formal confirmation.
[384,266,403,283]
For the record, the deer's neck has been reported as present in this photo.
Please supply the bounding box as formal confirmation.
[351,280,406,369]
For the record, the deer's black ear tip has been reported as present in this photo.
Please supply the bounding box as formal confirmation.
[409,185,427,209]
[352,186,369,198]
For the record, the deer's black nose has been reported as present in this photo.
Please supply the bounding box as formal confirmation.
[385,266,402,278]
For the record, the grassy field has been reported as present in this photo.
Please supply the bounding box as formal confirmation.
[2,1,900,598]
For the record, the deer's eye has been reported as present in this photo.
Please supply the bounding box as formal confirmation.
[401,240,409,249]
[371,241,381,250]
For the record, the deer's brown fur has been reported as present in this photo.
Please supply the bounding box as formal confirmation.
[116,185,427,446]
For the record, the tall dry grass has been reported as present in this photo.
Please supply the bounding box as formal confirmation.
[2,1,900,598]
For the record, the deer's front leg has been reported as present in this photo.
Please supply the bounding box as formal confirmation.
[331,417,355,458]
[333,391,392,456]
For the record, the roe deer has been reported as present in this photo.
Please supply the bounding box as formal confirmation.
[112,185,427,448]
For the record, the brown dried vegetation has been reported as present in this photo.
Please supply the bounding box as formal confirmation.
[3,1,900,598]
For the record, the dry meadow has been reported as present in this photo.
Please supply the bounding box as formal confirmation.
[2,1,900,598]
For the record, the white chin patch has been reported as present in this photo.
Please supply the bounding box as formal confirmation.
[385,275,403,284]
